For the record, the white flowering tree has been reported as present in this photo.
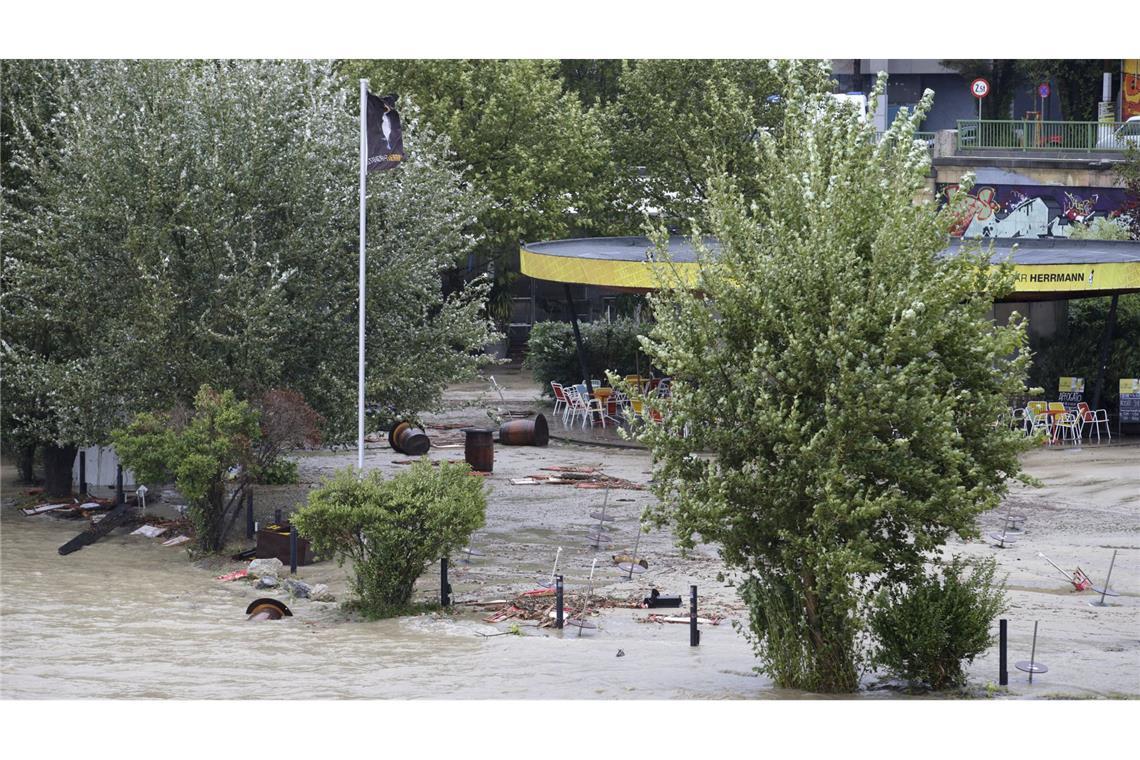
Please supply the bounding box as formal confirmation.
[2,60,494,494]
[636,63,1031,692]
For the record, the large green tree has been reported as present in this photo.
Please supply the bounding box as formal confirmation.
[2,60,494,494]
[340,59,613,324]
[604,59,785,231]
[635,63,1030,692]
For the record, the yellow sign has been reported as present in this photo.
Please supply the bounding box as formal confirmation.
[1121,379,1140,395]
[1011,263,1140,294]
[1124,60,1140,120]
[1059,377,1085,393]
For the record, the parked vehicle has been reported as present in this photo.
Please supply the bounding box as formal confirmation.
[1096,116,1140,149]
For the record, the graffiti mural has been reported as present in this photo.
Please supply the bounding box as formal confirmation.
[1124,59,1140,120]
[937,183,1137,238]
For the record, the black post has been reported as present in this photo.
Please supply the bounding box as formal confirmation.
[78,451,87,497]
[245,490,255,540]
[999,618,1008,686]
[563,284,592,391]
[1090,294,1119,412]
[555,574,564,630]
[274,508,282,526]
[115,465,124,506]
[441,558,451,607]
[289,524,298,575]
[689,585,700,647]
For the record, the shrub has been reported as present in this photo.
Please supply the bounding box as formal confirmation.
[112,386,261,552]
[870,556,1008,690]
[258,457,300,485]
[525,317,653,395]
[292,461,486,617]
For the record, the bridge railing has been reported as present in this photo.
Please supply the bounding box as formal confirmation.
[957,119,1138,152]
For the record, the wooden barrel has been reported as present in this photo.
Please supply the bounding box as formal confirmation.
[388,421,430,456]
[499,413,549,447]
[462,428,494,473]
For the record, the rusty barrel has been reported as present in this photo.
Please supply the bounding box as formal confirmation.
[462,427,494,473]
[499,413,549,447]
[388,421,430,456]
[246,598,292,621]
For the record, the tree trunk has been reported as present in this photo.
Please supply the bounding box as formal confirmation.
[16,443,38,484]
[42,443,78,497]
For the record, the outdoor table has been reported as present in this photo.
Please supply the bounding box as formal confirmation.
[1041,408,1067,444]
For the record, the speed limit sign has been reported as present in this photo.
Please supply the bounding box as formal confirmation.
[971,78,991,98]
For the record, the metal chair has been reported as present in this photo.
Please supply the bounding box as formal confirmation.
[1076,402,1111,442]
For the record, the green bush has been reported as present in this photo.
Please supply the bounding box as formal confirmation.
[258,457,300,485]
[112,386,260,552]
[870,556,1008,690]
[292,461,486,617]
[525,317,653,395]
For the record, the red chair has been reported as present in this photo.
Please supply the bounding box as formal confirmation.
[550,382,568,419]
[1076,402,1111,442]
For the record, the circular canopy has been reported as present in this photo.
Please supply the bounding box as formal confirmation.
[521,236,1140,301]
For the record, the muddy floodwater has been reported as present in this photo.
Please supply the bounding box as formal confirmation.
[0,497,779,699]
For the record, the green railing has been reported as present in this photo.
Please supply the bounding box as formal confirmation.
[957,119,1138,152]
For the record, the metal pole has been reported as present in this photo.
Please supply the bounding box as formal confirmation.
[358,78,368,474]
[1090,294,1119,413]
[690,585,700,647]
[274,508,282,526]
[1028,621,1039,684]
[441,557,451,607]
[555,574,564,629]
[245,490,255,540]
[999,618,1008,686]
[115,465,124,506]
[78,451,86,496]
[289,524,298,575]
[628,525,643,580]
[1099,549,1118,606]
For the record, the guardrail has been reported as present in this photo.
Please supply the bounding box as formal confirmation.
[957,119,1138,152]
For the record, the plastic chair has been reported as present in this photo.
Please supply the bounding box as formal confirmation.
[1076,402,1111,442]
[550,382,568,418]
[1053,412,1081,445]
[562,385,588,427]
[1025,402,1051,439]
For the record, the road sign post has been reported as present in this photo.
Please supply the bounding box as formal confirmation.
[971,77,990,120]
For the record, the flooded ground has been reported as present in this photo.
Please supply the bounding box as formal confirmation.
[2,370,1138,699]
[0,475,776,699]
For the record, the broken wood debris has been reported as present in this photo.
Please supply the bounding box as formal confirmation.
[639,613,723,626]
[510,468,647,491]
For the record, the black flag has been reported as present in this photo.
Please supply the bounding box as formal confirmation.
[366,92,404,172]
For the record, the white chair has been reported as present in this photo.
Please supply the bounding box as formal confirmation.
[1053,412,1081,445]
[562,385,589,427]
[1076,402,1111,442]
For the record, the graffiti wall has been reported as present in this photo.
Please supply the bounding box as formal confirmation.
[937,183,1137,238]
[1124,59,1140,120]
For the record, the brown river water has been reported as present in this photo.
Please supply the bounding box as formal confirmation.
[1,487,787,700]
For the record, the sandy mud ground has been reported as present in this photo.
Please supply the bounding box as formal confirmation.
[1,369,1136,698]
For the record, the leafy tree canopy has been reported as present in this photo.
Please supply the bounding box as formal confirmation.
[634,62,1031,692]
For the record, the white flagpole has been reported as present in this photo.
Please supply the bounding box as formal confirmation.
[358,79,368,473]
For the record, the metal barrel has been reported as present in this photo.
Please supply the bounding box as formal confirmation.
[498,413,549,446]
[388,421,431,456]
[462,428,494,473]
[245,598,292,621]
